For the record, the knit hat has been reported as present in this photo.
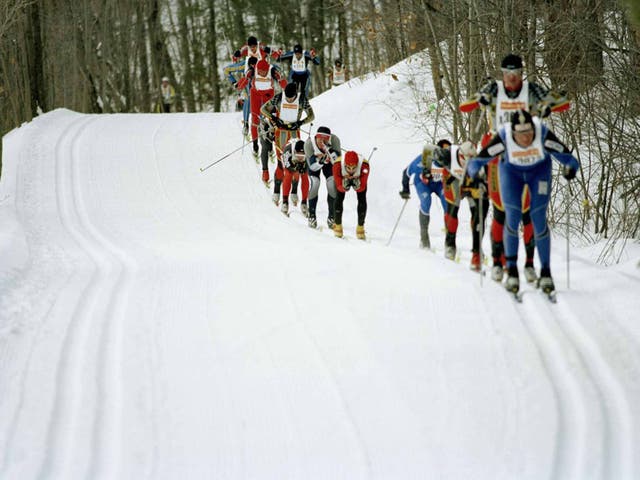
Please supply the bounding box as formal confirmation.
[294,140,305,154]
[294,44,303,54]
[284,83,297,98]
[316,126,331,136]
[437,138,452,149]
[344,151,359,167]
[501,53,523,70]
[511,109,534,131]
[247,36,258,46]
[256,60,270,74]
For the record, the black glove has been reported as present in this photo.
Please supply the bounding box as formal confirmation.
[291,120,302,130]
[539,104,552,118]
[273,117,285,129]
[420,170,433,184]
[478,92,491,106]
[563,165,576,180]
[264,46,271,54]
[399,190,410,200]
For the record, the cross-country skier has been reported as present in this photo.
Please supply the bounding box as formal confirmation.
[236,59,287,158]
[466,109,579,296]
[333,151,370,239]
[304,126,341,229]
[399,144,447,249]
[280,139,310,217]
[278,44,321,100]
[260,82,314,201]
[436,141,489,271]
[460,53,570,282]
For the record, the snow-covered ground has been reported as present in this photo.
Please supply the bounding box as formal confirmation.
[1,56,639,479]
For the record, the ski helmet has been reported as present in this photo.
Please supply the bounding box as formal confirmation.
[256,60,270,74]
[501,53,523,71]
[511,109,534,132]
[247,36,258,47]
[284,83,297,98]
[344,151,359,167]
[294,44,303,54]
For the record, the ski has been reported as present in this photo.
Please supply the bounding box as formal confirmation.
[542,290,557,303]
[263,180,272,189]
[510,291,524,303]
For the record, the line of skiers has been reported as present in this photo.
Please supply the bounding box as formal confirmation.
[223,35,365,239]
[400,53,579,296]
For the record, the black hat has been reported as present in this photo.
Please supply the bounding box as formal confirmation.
[248,56,258,67]
[511,109,534,131]
[294,140,305,153]
[437,138,452,148]
[284,83,297,98]
[247,36,258,46]
[501,53,523,70]
[335,59,342,66]
[233,50,241,58]
[294,44,303,54]
[317,126,331,135]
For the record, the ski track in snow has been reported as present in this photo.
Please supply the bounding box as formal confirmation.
[36,115,136,479]
[510,288,633,480]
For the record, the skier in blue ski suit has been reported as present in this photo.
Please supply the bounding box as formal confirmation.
[399,144,447,249]
[467,109,579,294]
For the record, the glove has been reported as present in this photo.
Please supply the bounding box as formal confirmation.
[399,190,410,200]
[466,159,480,179]
[272,117,285,129]
[353,178,361,190]
[420,171,432,184]
[291,120,302,130]
[279,79,287,89]
[310,48,316,58]
[563,165,577,180]
[478,92,491,106]
[272,49,282,60]
[236,77,248,90]
[264,46,271,54]
[539,103,552,118]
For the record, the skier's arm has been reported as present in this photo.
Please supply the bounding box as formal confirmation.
[333,161,346,193]
[305,140,325,172]
[356,161,370,193]
[543,128,580,177]
[459,79,497,113]
[467,134,505,179]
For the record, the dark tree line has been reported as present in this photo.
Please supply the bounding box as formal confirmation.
[1,0,638,260]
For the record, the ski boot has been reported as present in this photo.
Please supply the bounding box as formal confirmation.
[308,215,318,229]
[291,194,299,207]
[300,202,309,218]
[356,225,366,240]
[252,139,259,160]
[524,264,537,283]
[491,265,504,282]
[327,216,335,229]
[504,266,520,293]
[271,193,280,206]
[281,202,289,216]
[444,245,456,261]
[242,121,249,137]
[333,223,343,238]
[470,252,481,272]
[537,268,555,294]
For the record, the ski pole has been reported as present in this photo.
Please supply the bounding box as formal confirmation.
[386,198,409,246]
[478,184,486,287]
[367,146,378,162]
[200,142,249,172]
[566,182,571,289]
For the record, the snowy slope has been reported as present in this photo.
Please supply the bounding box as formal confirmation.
[1,55,640,479]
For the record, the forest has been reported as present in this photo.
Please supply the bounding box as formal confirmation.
[1,0,639,261]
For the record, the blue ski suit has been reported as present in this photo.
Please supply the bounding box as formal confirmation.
[467,118,579,270]
[402,155,446,216]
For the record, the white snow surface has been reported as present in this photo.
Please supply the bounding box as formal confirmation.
[1,57,640,480]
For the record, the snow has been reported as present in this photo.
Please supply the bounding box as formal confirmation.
[1,54,640,479]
